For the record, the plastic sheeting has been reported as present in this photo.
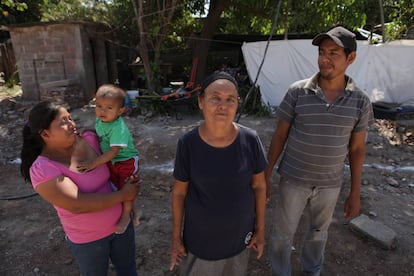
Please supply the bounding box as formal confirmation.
[242,40,414,106]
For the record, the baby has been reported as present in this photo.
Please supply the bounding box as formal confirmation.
[78,84,140,234]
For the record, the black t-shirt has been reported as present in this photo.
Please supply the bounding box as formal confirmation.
[173,124,267,260]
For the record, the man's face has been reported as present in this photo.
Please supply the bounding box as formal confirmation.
[317,38,355,80]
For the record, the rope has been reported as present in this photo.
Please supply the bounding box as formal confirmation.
[0,193,38,201]
[236,0,283,122]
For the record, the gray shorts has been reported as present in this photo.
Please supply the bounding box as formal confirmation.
[179,249,250,276]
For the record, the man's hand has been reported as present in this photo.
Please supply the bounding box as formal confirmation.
[344,193,360,219]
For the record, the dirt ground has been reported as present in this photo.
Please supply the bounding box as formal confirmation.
[1,95,414,276]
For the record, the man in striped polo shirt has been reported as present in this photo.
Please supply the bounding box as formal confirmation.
[265,26,374,276]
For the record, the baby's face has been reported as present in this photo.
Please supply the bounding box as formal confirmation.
[95,96,124,123]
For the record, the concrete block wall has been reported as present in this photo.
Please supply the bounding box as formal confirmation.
[10,23,80,100]
[8,22,104,105]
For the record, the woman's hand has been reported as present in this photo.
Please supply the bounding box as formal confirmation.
[247,229,265,259]
[169,238,187,271]
[120,175,141,201]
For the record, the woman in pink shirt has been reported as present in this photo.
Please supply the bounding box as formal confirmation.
[20,101,140,276]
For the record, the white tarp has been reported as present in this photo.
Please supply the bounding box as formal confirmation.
[241,39,414,106]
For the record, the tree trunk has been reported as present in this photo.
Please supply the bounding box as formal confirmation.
[152,0,178,91]
[283,0,291,40]
[191,0,230,85]
[378,0,386,42]
[133,0,155,93]
[133,0,178,94]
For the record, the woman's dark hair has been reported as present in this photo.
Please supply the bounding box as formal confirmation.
[20,101,60,182]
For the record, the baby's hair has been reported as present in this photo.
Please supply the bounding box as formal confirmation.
[96,84,126,107]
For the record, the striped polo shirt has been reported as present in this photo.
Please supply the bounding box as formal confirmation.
[277,73,374,187]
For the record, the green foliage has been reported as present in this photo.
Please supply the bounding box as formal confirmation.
[184,0,208,17]
[385,21,404,40]
[40,0,110,23]
[285,0,367,34]
[105,0,136,45]
[0,0,38,25]
[39,0,138,45]
[220,4,273,34]
[15,0,411,46]
[6,0,414,41]
[167,8,200,49]
[1,0,27,11]
[4,70,19,88]
[203,0,372,36]
[216,0,413,40]
[385,0,414,40]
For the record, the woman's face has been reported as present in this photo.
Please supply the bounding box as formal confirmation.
[198,79,239,125]
[41,107,77,146]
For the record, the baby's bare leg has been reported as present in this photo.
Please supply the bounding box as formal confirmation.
[115,201,133,234]
[131,200,140,226]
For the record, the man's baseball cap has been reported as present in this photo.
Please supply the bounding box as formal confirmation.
[312,26,357,52]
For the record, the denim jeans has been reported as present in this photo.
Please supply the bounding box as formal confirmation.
[270,177,341,276]
[66,221,137,276]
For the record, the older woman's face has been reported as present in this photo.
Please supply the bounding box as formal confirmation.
[198,79,239,124]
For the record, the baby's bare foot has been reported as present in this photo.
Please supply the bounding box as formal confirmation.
[132,208,142,227]
[115,215,131,234]
[133,215,139,227]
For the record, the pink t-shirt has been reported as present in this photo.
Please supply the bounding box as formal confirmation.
[30,131,122,243]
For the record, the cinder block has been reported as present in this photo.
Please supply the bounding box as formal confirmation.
[349,214,397,249]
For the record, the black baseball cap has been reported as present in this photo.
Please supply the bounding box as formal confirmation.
[312,26,357,52]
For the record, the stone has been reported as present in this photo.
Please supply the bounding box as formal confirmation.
[386,177,399,187]
[350,214,397,250]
